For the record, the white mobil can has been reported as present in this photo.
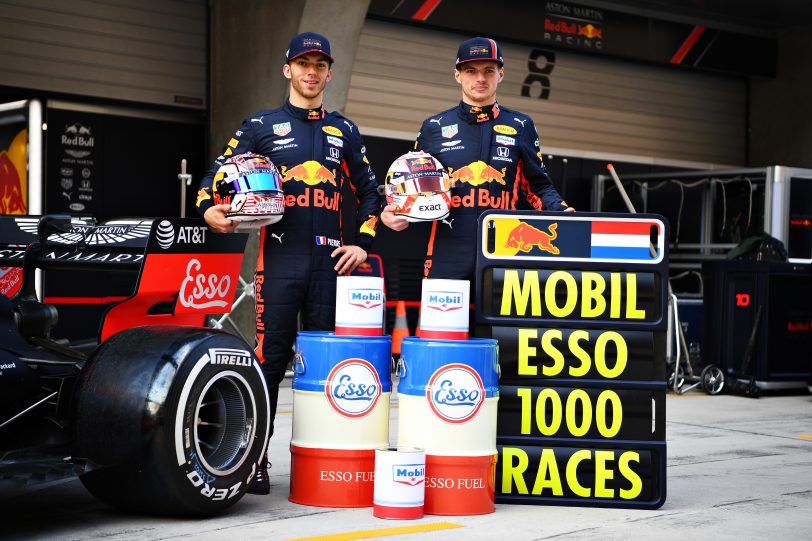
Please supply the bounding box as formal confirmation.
[373,447,426,519]
[418,279,469,340]
[335,276,385,336]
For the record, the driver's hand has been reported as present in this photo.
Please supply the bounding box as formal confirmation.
[331,245,367,276]
[381,204,410,231]
[203,204,240,233]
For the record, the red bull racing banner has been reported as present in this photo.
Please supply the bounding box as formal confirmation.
[0,125,28,297]
[476,210,668,509]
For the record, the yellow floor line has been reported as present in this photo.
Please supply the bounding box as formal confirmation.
[284,521,463,541]
[798,435,812,440]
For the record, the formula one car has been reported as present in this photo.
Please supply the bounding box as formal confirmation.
[0,215,270,516]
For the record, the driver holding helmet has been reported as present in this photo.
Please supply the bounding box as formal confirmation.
[197,32,382,495]
[381,37,573,280]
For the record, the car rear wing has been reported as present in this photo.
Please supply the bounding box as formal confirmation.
[0,215,249,341]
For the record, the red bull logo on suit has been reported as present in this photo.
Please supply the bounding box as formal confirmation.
[279,161,340,211]
[448,161,506,186]
[281,161,337,186]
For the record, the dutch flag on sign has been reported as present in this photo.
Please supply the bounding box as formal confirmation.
[590,220,659,260]
[315,236,327,245]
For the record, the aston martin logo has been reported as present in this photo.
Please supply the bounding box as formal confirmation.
[15,218,152,244]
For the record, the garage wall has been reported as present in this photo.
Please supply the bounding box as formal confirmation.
[0,0,206,108]
[346,19,746,165]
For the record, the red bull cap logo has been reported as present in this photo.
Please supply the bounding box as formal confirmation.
[448,161,506,186]
[280,161,336,186]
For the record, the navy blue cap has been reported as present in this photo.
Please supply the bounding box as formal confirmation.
[455,37,503,68]
[286,32,333,63]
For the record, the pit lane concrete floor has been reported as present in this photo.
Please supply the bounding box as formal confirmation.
[3,380,812,541]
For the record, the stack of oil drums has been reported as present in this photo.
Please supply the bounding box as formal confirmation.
[289,277,499,517]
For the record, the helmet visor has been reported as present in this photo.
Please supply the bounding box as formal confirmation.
[233,170,283,193]
[392,173,451,195]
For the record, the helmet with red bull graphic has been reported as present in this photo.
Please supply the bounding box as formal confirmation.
[214,152,284,226]
[384,151,452,222]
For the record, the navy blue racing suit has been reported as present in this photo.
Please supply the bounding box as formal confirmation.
[415,101,568,280]
[197,101,382,436]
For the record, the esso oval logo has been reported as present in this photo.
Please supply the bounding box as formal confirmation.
[426,363,485,424]
[326,358,382,418]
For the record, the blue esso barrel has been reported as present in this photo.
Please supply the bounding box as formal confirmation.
[289,331,392,507]
[396,337,499,515]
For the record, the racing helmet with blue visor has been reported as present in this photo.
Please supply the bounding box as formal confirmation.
[214,153,285,225]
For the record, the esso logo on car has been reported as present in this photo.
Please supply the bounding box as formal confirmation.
[426,363,485,424]
[179,258,231,309]
[326,358,382,418]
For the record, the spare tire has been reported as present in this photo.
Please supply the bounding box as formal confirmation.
[73,326,270,516]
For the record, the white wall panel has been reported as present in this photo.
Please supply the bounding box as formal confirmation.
[346,19,746,165]
[0,0,206,108]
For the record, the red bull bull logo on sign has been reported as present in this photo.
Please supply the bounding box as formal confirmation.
[326,358,383,418]
[426,363,486,424]
[505,222,559,254]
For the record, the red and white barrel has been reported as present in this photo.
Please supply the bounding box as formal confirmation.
[417,279,469,340]
[335,276,385,336]
[396,337,499,515]
[373,447,426,519]
[289,331,392,507]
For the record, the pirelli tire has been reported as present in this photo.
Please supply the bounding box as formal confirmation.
[73,326,270,516]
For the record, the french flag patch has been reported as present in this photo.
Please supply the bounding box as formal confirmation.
[590,220,659,260]
[315,236,327,245]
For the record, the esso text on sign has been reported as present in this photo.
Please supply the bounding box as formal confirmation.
[179,258,231,309]
[426,363,485,424]
[326,358,382,418]
[426,290,464,312]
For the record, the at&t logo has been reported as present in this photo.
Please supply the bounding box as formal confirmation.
[156,220,175,249]
[426,363,485,424]
[326,359,382,418]
[427,291,463,312]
